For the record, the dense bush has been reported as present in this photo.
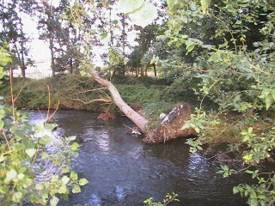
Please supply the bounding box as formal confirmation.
[0,48,88,205]
[159,1,275,205]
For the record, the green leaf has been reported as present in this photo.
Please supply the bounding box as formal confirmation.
[233,186,239,194]
[39,135,52,145]
[5,169,17,183]
[35,184,44,190]
[109,48,121,65]
[45,123,58,131]
[271,89,275,101]
[242,135,250,142]
[58,184,67,194]
[12,192,23,203]
[201,0,211,14]
[167,0,176,12]
[117,0,144,14]
[50,196,59,206]
[17,173,24,180]
[0,108,6,118]
[41,152,49,159]
[259,89,270,99]
[100,32,108,40]
[129,2,158,28]
[25,148,37,158]
[208,51,222,62]
[61,167,70,174]
[0,49,11,66]
[185,38,201,54]
[22,177,33,188]
[243,153,253,163]
[265,96,273,110]
[194,126,200,133]
[0,67,4,79]
[70,171,78,181]
[72,185,81,193]
[0,155,5,162]
[51,175,59,182]
[79,178,89,186]
[71,142,80,151]
[61,175,70,185]
[0,119,4,130]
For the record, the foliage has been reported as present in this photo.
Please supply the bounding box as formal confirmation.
[160,0,275,205]
[117,83,177,125]
[0,75,103,111]
[0,0,32,78]
[0,74,178,117]
[144,192,179,206]
[117,0,158,28]
[0,48,88,205]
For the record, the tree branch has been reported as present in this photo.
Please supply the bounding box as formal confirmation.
[89,71,149,132]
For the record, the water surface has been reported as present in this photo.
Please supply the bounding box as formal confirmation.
[30,110,248,206]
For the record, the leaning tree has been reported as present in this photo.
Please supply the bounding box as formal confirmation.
[71,0,196,143]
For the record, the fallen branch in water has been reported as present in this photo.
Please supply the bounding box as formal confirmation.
[88,71,196,143]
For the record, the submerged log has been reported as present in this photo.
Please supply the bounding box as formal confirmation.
[98,112,116,120]
[90,71,196,143]
[143,102,196,143]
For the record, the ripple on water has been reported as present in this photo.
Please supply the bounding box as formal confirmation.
[88,193,101,206]
[29,111,249,206]
[115,186,127,201]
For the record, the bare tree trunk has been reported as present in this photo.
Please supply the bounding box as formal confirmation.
[69,58,73,74]
[90,71,149,132]
[153,63,157,77]
[49,36,55,77]
[20,65,26,79]
[89,72,196,143]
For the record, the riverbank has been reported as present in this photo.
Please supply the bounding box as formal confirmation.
[1,75,185,123]
[1,74,273,145]
[2,75,274,206]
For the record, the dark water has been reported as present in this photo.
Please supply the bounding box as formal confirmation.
[30,110,248,206]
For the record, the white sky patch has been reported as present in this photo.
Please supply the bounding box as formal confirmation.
[49,0,60,8]
[19,13,51,78]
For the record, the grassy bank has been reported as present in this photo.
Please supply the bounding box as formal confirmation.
[0,75,186,123]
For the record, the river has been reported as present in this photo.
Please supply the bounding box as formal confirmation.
[29,110,248,206]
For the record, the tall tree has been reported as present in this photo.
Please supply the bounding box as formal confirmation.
[0,0,32,79]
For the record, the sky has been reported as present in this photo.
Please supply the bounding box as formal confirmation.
[16,16,51,78]
[14,0,60,78]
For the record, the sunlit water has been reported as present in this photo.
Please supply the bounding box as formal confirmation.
[29,110,248,206]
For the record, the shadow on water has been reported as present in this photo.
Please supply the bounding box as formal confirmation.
[29,110,249,206]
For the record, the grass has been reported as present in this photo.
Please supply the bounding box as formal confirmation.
[0,75,179,120]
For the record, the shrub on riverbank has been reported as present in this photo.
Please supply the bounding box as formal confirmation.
[0,49,88,206]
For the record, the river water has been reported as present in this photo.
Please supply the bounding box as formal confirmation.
[29,110,248,206]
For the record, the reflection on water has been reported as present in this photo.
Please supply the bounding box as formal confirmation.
[187,153,210,177]
[89,193,101,206]
[29,110,248,206]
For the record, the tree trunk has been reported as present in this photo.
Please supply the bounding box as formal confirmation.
[69,58,73,74]
[90,71,149,133]
[20,65,26,79]
[90,72,196,143]
[153,63,157,77]
[49,36,55,77]
[143,103,196,143]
